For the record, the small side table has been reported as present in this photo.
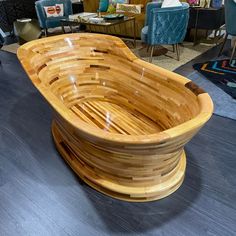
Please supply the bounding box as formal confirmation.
[13,19,41,45]
[188,6,225,45]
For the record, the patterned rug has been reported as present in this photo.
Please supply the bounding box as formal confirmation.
[188,71,236,120]
[193,59,236,99]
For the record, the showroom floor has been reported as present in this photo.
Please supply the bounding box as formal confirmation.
[0,44,235,235]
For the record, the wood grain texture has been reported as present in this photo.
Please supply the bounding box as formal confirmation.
[17,33,213,201]
[1,48,236,235]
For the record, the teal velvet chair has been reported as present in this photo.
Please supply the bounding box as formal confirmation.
[141,2,189,62]
[218,0,236,65]
[35,0,72,36]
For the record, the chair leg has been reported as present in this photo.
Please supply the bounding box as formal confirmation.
[61,23,66,34]
[147,45,150,53]
[44,28,48,37]
[172,44,175,53]
[218,33,228,57]
[149,46,154,63]
[176,44,180,61]
[229,40,236,65]
[69,25,73,33]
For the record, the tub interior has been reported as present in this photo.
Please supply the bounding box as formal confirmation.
[26,35,201,135]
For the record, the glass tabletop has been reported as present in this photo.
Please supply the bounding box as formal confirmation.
[62,14,135,26]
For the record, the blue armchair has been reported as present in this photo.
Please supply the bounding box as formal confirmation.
[141,2,189,62]
[218,0,236,65]
[35,0,72,36]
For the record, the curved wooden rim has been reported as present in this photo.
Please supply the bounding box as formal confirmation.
[17,33,214,145]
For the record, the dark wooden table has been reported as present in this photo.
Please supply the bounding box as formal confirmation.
[188,6,225,45]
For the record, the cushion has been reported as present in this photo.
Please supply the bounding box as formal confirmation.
[107,4,116,12]
[161,0,182,8]
[99,0,109,11]
[107,0,129,13]
[116,3,142,13]
[55,4,64,17]
[44,4,64,18]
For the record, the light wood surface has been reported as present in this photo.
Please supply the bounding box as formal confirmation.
[17,33,213,202]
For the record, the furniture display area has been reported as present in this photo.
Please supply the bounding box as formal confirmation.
[61,14,136,47]
[141,2,189,62]
[35,0,73,36]
[17,33,213,202]
[82,0,151,38]
[218,0,236,65]
[0,0,82,34]
[188,6,225,45]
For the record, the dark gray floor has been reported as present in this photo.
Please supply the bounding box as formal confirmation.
[0,47,236,236]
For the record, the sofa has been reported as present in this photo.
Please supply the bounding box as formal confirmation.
[83,0,152,38]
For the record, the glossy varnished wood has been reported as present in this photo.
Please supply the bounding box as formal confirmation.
[1,48,236,235]
[17,33,213,201]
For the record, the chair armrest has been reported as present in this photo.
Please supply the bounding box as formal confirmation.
[35,2,47,29]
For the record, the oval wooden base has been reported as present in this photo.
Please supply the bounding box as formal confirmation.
[52,120,186,202]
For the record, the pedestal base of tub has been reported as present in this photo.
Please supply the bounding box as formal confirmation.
[51,120,186,202]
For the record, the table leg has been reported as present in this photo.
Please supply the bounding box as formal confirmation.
[69,24,73,33]
[61,21,66,34]
[133,18,136,48]
[229,40,236,65]
[193,9,199,46]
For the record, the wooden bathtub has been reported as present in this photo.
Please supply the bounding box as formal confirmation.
[18,34,213,202]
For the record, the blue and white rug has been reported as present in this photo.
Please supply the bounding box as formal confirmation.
[188,71,236,120]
